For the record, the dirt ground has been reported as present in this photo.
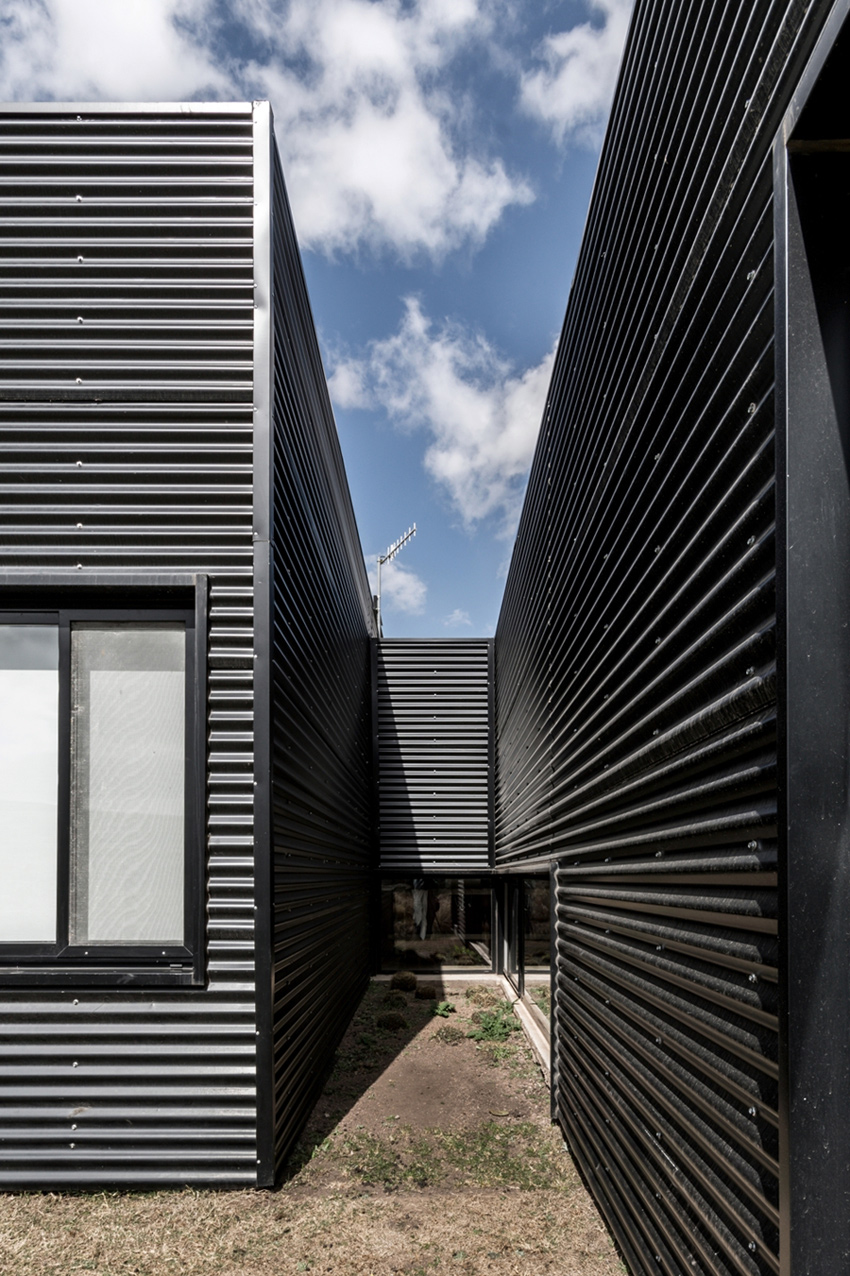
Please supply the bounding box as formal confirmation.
[0,979,625,1276]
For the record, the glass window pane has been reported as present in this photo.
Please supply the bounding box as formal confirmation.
[380,877,491,969]
[0,625,59,942]
[70,624,186,946]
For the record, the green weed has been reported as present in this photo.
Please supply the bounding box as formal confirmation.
[466,1002,520,1042]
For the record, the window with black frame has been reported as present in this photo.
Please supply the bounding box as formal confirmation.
[0,607,202,983]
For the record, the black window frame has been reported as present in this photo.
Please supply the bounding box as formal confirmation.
[0,576,207,988]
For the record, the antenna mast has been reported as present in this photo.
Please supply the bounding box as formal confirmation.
[375,523,416,636]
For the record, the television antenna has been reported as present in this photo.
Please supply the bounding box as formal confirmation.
[375,523,416,636]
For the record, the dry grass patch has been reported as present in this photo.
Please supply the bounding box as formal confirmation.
[0,982,625,1276]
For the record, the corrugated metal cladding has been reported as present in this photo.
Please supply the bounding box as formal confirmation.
[261,127,376,1180]
[494,3,832,1273]
[0,105,257,1186]
[377,641,492,872]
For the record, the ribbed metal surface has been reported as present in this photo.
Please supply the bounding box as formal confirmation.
[0,105,258,1186]
[378,640,492,872]
[494,2,832,1272]
[0,107,252,401]
[265,135,376,1177]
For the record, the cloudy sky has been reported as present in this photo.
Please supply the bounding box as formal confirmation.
[0,0,632,635]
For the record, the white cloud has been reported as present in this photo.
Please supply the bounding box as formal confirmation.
[0,0,228,101]
[366,554,427,615]
[330,297,556,536]
[244,0,533,260]
[443,608,472,628]
[0,0,534,262]
[520,0,632,147]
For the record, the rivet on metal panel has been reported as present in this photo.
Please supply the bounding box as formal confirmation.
[76,460,82,467]
[748,840,758,849]
[655,1037,662,1044]
[71,1124,77,1131]
[748,402,756,414]
[76,194,82,201]
[77,255,83,262]
[76,523,83,529]
[747,535,755,546]
[73,999,78,1005]
[654,453,660,461]
[747,270,756,282]
[748,973,758,984]
[748,1107,758,1117]
[69,1143,75,1149]
[75,378,82,384]
[72,1062,78,1068]
[746,667,755,676]
[654,637,660,644]
[77,316,83,323]
[76,564,82,570]
[654,546,660,553]
[748,1243,757,1253]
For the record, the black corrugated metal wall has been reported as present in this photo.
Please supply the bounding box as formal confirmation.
[257,112,377,1180]
[0,104,259,1186]
[494,3,832,1273]
[377,640,492,873]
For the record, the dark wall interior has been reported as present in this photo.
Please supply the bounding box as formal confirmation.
[779,10,850,1266]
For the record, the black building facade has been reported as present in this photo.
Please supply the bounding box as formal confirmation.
[0,103,375,1188]
[495,1,850,1273]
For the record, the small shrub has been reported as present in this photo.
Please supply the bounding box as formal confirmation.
[390,970,417,992]
[434,1024,465,1045]
[376,1011,408,1031]
[382,989,407,1008]
[431,1000,456,1017]
[414,982,438,1000]
[467,1002,520,1043]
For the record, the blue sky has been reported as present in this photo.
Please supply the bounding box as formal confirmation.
[0,0,632,636]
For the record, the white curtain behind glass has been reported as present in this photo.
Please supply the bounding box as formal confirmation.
[0,626,58,942]
[70,625,185,945]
